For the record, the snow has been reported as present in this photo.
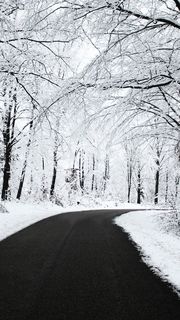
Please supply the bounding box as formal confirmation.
[0,200,151,241]
[115,210,180,296]
[0,202,61,241]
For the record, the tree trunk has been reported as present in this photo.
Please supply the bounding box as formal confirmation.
[175,175,180,201]
[41,157,47,199]
[103,154,110,193]
[1,86,14,200]
[137,166,141,204]
[91,154,95,191]
[50,149,58,199]
[154,159,160,204]
[73,141,79,170]
[79,150,85,193]
[165,171,169,204]
[16,107,34,200]
[50,117,61,200]
[127,162,132,203]
[28,172,33,196]
[16,158,27,200]
[1,145,12,200]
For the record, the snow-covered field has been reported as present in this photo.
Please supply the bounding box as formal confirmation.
[115,210,180,296]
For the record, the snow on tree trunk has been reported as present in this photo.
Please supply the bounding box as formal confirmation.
[1,84,16,200]
[137,163,143,204]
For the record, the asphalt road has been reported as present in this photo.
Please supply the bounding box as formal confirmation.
[0,209,179,320]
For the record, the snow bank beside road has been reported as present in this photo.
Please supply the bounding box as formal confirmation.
[0,202,63,241]
[115,211,180,296]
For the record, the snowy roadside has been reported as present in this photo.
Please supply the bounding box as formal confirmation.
[0,201,150,241]
[0,202,63,241]
[0,202,93,241]
[115,210,180,296]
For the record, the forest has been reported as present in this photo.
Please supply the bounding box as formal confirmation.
[0,0,179,208]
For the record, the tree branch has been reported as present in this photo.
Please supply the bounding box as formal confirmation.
[173,0,180,11]
[107,2,180,30]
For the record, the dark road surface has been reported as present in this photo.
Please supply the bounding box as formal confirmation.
[0,210,180,320]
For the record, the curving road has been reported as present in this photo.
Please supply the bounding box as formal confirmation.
[0,210,179,320]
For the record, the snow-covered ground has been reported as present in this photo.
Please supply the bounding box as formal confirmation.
[0,202,62,241]
[115,210,180,296]
[0,201,149,241]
